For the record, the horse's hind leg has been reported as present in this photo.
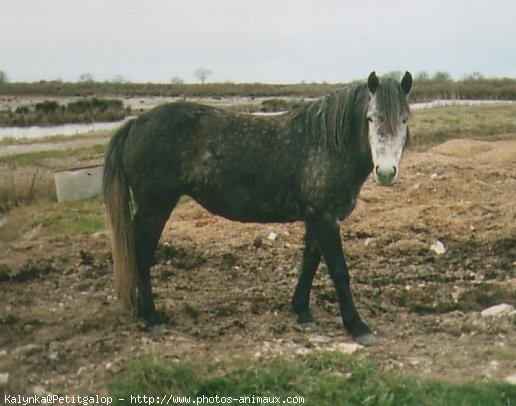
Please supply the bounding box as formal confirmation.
[134,197,179,322]
[291,223,321,325]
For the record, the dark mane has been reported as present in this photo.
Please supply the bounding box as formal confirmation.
[290,83,369,155]
[290,79,410,154]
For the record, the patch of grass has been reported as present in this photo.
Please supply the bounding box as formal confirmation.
[0,165,55,212]
[0,129,112,146]
[109,351,515,405]
[0,197,105,243]
[411,104,516,150]
[0,144,106,167]
[36,199,105,236]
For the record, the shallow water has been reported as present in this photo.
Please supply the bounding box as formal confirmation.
[0,118,132,140]
[1,99,514,141]
[410,99,515,110]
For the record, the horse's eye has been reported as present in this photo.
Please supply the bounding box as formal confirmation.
[402,118,407,124]
[367,117,373,123]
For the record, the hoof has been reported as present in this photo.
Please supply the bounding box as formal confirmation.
[354,333,376,346]
[295,308,315,325]
[141,310,167,326]
[151,323,166,333]
[295,321,316,330]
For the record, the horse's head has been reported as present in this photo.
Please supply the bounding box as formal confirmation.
[366,71,412,186]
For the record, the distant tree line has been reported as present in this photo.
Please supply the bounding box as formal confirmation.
[1,69,516,101]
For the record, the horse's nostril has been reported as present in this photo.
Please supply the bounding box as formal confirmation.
[375,165,397,184]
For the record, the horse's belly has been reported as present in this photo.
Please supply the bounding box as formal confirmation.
[190,189,303,223]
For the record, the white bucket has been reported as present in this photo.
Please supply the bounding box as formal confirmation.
[54,164,103,202]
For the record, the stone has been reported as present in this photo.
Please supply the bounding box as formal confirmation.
[33,386,47,396]
[481,303,515,318]
[267,231,278,241]
[0,372,9,386]
[505,374,516,385]
[335,342,363,354]
[430,240,446,255]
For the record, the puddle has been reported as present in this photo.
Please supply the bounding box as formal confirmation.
[410,99,515,110]
[0,118,132,141]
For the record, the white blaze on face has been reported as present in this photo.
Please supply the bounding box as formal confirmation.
[367,95,408,186]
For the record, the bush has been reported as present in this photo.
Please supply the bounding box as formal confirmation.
[0,98,130,127]
[260,98,297,112]
[35,100,59,114]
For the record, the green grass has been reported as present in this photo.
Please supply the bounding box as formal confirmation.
[410,104,516,149]
[0,129,112,146]
[36,197,105,236]
[108,352,515,406]
[0,144,106,167]
[0,196,105,243]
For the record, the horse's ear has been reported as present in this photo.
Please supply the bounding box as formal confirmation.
[368,71,379,94]
[401,71,413,94]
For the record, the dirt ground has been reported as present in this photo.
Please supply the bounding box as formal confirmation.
[0,138,515,395]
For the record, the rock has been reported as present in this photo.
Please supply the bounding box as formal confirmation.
[91,231,109,240]
[33,386,47,396]
[430,240,446,255]
[335,342,363,354]
[0,372,9,386]
[308,334,331,345]
[505,374,516,385]
[48,351,60,361]
[267,231,278,241]
[295,347,310,355]
[12,344,41,355]
[481,303,515,318]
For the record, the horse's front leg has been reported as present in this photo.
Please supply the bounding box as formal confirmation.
[309,217,376,346]
[291,222,321,325]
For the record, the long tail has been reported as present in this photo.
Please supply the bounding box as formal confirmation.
[103,119,139,313]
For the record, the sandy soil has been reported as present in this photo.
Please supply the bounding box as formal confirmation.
[0,138,515,394]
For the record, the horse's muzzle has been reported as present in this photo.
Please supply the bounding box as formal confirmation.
[375,165,397,186]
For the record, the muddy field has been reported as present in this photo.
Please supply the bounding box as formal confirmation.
[0,137,515,394]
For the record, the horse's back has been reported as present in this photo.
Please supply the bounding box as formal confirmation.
[122,102,306,222]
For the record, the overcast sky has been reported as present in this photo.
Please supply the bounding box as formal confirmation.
[1,0,515,83]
